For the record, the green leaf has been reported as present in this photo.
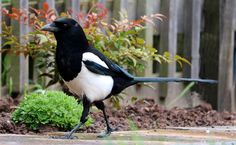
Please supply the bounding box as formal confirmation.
[136,38,145,45]
[36,34,48,44]
[3,40,16,47]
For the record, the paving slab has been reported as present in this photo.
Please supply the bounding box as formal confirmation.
[0,128,236,145]
[167,126,236,133]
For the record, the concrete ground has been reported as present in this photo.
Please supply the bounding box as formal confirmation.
[1,127,236,145]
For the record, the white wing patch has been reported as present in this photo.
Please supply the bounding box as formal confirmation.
[64,52,113,102]
[82,52,108,68]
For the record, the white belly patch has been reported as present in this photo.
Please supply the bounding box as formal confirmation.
[64,52,114,102]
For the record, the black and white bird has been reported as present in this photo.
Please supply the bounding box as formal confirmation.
[41,18,217,139]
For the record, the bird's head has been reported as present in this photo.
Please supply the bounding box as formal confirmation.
[41,17,80,33]
[41,17,89,49]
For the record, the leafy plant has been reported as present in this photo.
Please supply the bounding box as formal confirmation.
[12,90,93,130]
[1,2,190,109]
[1,2,189,88]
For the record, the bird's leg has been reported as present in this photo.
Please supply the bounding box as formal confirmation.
[52,97,90,139]
[95,101,117,138]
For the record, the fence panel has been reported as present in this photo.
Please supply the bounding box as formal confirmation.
[137,0,154,76]
[159,0,178,100]
[218,0,236,112]
[113,0,128,20]
[19,0,29,93]
[0,0,2,97]
[183,0,203,78]
[65,0,81,19]
[8,0,29,95]
[0,0,235,111]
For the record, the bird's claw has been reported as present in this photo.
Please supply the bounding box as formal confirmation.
[97,127,118,138]
[50,134,78,140]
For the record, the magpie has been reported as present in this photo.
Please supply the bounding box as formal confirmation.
[41,18,217,139]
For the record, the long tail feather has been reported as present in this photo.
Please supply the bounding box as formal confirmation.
[133,77,217,84]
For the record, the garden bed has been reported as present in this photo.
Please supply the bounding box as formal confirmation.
[0,97,235,134]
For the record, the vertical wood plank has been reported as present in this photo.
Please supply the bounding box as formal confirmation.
[137,0,154,76]
[65,0,80,19]
[71,0,80,19]
[191,0,202,78]
[43,0,55,9]
[0,0,2,97]
[144,0,154,76]
[176,0,184,33]
[127,0,136,20]
[113,0,136,20]
[199,0,219,110]
[218,0,236,112]
[46,0,55,8]
[234,2,236,112]
[38,0,56,88]
[19,0,29,92]
[159,0,178,99]
[113,0,128,20]
[9,0,21,94]
[183,0,203,78]
[153,0,161,35]
[9,0,29,95]
[183,0,191,78]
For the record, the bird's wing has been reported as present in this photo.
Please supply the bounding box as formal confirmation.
[83,60,117,76]
[83,59,134,79]
[84,47,134,79]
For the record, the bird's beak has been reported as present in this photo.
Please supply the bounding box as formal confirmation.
[41,23,60,32]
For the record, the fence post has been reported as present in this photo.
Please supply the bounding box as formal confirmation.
[113,0,138,21]
[199,0,219,110]
[19,0,29,93]
[65,0,80,20]
[218,0,236,112]
[9,0,29,95]
[0,0,2,97]
[113,0,128,20]
[183,0,203,79]
[136,0,154,76]
[159,0,178,102]
[46,0,55,9]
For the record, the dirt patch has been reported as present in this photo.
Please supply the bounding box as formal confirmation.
[82,99,236,133]
[0,97,30,134]
[0,97,236,134]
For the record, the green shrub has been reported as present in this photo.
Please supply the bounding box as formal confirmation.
[11,91,92,130]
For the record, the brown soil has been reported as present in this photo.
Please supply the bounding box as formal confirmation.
[0,97,236,134]
[0,97,31,134]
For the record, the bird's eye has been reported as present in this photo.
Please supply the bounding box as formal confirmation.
[63,24,68,27]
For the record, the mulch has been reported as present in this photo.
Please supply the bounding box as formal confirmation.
[0,97,235,134]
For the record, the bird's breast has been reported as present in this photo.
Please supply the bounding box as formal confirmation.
[64,62,114,103]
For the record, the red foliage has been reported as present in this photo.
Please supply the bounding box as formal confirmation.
[80,3,108,28]
[2,2,164,32]
[43,2,49,11]
[2,7,28,23]
[2,2,56,30]
[30,2,56,23]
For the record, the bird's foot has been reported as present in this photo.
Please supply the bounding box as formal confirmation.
[50,134,78,139]
[97,127,118,138]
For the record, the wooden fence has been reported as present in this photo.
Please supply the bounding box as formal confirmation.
[0,0,235,112]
